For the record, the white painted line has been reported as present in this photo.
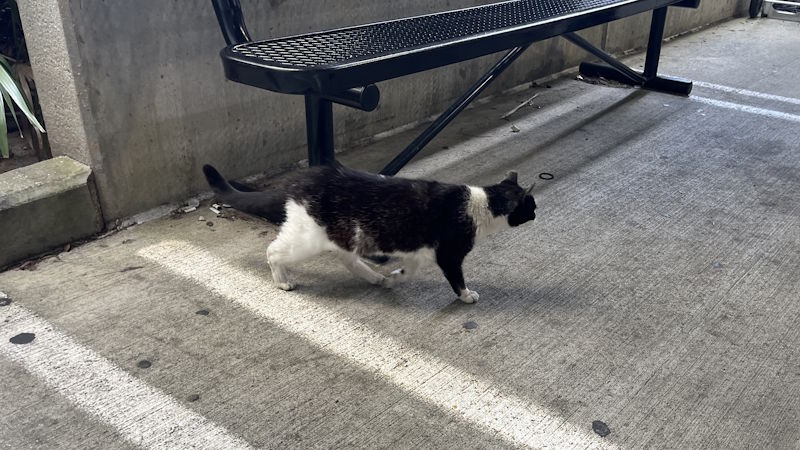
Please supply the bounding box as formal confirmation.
[692,96,800,124]
[139,241,609,449]
[693,81,800,106]
[0,303,253,450]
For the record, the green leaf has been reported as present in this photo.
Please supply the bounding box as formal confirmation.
[0,92,8,158]
[0,55,12,73]
[0,59,45,133]
[2,89,22,134]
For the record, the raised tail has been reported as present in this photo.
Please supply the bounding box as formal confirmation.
[201,164,286,223]
[203,164,235,195]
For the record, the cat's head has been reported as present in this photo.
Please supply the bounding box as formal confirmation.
[486,171,537,227]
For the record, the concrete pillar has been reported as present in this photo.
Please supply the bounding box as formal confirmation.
[16,0,101,168]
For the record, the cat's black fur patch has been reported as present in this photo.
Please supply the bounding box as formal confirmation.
[509,195,537,226]
[203,164,536,296]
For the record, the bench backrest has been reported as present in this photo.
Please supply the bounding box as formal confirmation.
[211,0,251,45]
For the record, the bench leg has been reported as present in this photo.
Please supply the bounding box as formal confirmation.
[304,95,335,166]
[640,7,693,95]
[568,7,693,96]
[643,6,668,79]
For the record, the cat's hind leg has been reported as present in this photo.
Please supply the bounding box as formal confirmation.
[266,238,300,291]
[267,200,337,290]
[382,257,422,288]
[337,253,387,286]
[268,239,329,290]
[382,249,433,288]
[267,231,329,291]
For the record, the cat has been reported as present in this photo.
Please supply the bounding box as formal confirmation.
[202,163,536,303]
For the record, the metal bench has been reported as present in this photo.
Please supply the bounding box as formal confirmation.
[211,0,700,175]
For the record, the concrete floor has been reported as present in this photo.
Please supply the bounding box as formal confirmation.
[2,17,799,449]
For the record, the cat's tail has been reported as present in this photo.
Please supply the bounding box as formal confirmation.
[202,164,236,195]
[202,164,286,223]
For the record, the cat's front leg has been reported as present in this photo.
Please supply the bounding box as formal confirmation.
[436,251,478,304]
[458,288,480,303]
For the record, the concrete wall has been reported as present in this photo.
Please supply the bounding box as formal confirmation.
[18,0,747,222]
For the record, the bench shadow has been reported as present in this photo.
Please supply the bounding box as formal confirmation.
[447,87,656,184]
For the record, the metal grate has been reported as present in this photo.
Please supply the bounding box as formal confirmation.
[231,0,630,68]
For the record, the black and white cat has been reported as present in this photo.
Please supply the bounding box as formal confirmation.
[203,163,536,303]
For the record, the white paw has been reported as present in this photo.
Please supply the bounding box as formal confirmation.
[459,289,479,304]
[381,268,406,288]
[276,281,296,291]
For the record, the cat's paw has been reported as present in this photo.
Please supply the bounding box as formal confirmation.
[458,289,479,304]
[276,281,296,291]
[381,268,406,288]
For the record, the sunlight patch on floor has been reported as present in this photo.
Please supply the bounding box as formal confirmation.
[139,240,610,449]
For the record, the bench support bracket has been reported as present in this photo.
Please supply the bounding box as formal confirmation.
[379,45,529,176]
[565,7,693,96]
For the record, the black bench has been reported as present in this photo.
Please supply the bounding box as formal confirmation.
[211,0,700,175]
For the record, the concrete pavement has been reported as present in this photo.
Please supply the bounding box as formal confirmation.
[1,17,799,449]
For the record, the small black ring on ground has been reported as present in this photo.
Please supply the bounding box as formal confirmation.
[538,172,554,180]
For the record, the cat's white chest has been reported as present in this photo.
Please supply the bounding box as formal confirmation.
[467,186,509,241]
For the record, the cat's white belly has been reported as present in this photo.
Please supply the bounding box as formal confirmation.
[281,200,437,266]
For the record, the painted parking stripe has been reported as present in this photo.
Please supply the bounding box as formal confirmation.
[140,241,608,449]
[693,81,800,106]
[0,303,253,450]
[692,96,800,123]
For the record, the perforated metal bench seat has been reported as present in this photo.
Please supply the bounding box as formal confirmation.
[220,0,695,95]
[212,0,699,171]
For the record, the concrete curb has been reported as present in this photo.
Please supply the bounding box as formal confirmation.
[0,156,104,268]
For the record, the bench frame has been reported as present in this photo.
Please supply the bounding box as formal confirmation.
[212,0,700,175]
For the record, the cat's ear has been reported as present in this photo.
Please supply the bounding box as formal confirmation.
[525,183,535,195]
[504,171,518,185]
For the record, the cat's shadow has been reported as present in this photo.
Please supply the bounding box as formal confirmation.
[237,253,568,315]
[289,268,446,306]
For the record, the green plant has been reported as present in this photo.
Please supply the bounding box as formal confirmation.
[1,0,44,159]
[1,54,43,158]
